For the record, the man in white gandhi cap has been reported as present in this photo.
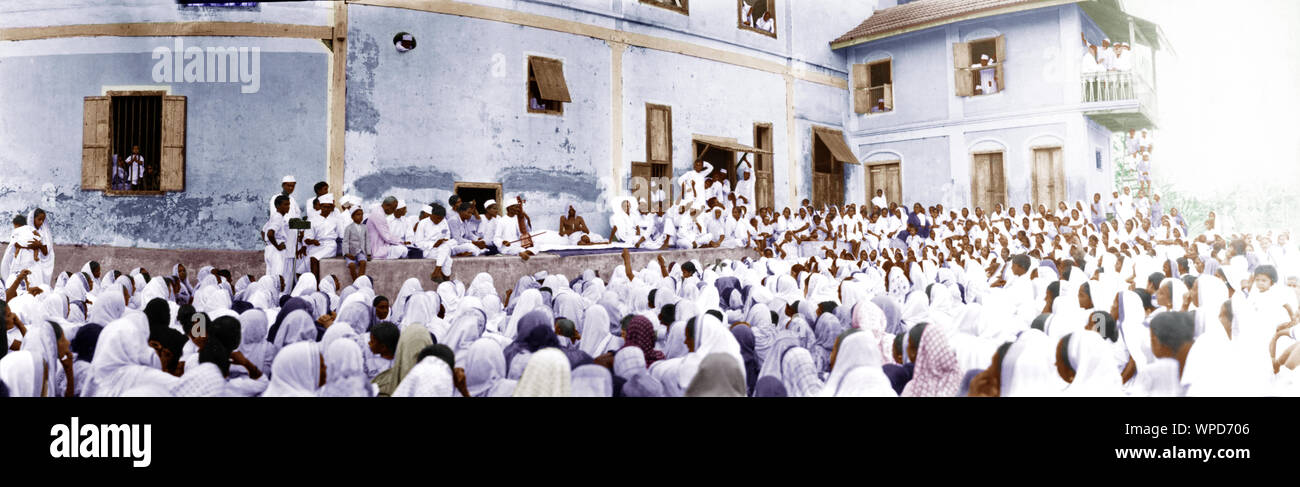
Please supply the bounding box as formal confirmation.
[269,175,302,219]
[302,192,339,278]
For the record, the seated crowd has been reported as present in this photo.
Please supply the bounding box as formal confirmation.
[2,171,1299,397]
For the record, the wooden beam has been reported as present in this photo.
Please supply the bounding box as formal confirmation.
[610,41,625,199]
[0,21,334,42]
[328,2,348,202]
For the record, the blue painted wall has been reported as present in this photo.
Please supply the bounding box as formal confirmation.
[958,8,1067,118]
[345,5,615,234]
[345,1,866,236]
[842,4,1119,211]
[849,28,952,130]
[0,37,329,250]
[856,136,952,208]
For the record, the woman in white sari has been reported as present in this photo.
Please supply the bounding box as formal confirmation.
[262,341,323,397]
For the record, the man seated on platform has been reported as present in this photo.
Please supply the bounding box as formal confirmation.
[302,193,340,278]
[447,201,489,257]
[414,203,454,282]
[559,205,604,245]
[494,202,537,261]
[367,197,411,260]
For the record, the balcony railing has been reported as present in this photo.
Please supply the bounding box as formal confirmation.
[1082,72,1155,108]
[1081,71,1157,128]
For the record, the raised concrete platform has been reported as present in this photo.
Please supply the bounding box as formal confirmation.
[47,244,755,300]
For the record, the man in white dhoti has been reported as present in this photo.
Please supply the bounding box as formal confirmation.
[493,203,537,261]
[302,193,340,278]
[414,204,454,282]
[559,206,602,245]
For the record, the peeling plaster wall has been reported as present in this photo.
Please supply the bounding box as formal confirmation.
[345,5,614,235]
[0,37,329,250]
[345,3,856,236]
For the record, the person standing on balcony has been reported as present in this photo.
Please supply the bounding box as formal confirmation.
[1114,43,1133,72]
[1081,42,1103,74]
[1098,38,1115,70]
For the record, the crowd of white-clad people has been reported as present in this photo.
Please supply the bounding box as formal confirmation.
[4,161,1300,397]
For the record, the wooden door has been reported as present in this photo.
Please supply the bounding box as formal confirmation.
[811,136,842,208]
[867,162,901,212]
[971,153,1006,212]
[1032,147,1065,208]
[754,124,774,210]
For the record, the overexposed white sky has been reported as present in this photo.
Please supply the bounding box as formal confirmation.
[1123,0,1300,194]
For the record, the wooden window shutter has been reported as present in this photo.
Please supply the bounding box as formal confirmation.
[882,84,894,110]
[81,96,111,190]
[529,57,572,103]
[993,35,1007,92]
[852,63,870,114]
[647,105,671,163]
[953,42,974,96]
[161,95,186,191]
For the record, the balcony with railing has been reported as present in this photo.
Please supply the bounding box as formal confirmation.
[1081,70,1157,131]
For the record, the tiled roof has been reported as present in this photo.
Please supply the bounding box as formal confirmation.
[832,0,1066,47]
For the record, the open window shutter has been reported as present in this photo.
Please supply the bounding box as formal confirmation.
[994,63,1005,93]
[161,96,186,191]
[648,106,671,163]
[81,96,110,190]
[994,35,1007,64]
[852,63,870,114]
[882,83,894,110]
[530,58,572,103]
[953,42,973,96]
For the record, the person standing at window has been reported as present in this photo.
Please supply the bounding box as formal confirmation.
[125,145,146,190]
[756,10,775,33]
[971,54,997,95]
[740,1,754,27]
[110,155,130,191]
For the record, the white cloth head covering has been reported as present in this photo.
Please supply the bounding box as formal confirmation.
[282,175,296,183]
[1062,331,1122,396]
[819,332,895,397]
[272,310,318,350]
[84,318,177,397]
[1000,329,1064,397]
[464,338,515,397]
[512,348,571,397]
[262,342,322,397]
[392,356,454,397]
[614,346,647,380]
[0,351,42,397]
[570,364,614,397]
[579,304,613,357]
